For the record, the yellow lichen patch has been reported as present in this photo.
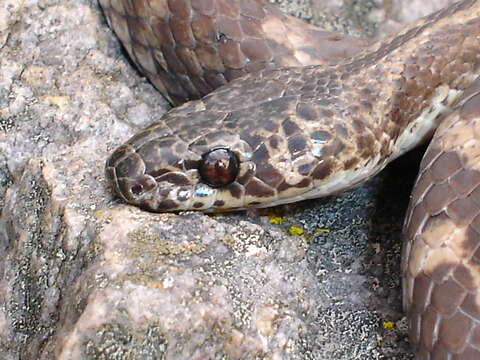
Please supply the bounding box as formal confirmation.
[95,209,106,217]
[382,321,395,329]
[288,226,304,236]
[220,235,237,248]
[265,212,319,240]
[268,215,284,225]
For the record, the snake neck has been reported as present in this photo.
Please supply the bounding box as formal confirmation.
[331,0,480,160]
[269,0,480,203]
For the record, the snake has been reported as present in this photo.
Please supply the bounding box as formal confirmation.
[100,0,480,358]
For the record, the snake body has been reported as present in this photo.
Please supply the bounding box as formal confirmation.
[101,0,480,358]
[98,0,370,105]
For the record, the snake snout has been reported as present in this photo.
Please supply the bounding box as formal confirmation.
[105,142,232,212]
[105,144,161,208]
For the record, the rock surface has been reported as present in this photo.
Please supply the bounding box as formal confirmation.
[0,0,456,359]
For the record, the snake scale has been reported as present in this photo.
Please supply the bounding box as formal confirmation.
[100,0,480,358]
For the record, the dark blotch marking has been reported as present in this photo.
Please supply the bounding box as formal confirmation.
[352,118,366,132]
[268,134,283,149]
[294,178,311,188]
[424,182,455,214]
[430,151,462,182]
[429,261,457,282]
[214,200,225,207]
[183,159,200,170]
[356,134,375,159]
[277,181,291,192]
[334,124,348,137]
[275,178,311,192]
[282,118,301,136]
[460,86,480,119]
[158,186,172,197]
[236,166,255,185]
[296,102,318,121]
[106,144,132,167]
[156,138,178,148]
[447,198,478,225]
[245,178,275,197]
[255,163,284,187]
[162,151,184,169]
[149,168,171,178]
[177,188,190,201]
[193,202,204,208]
[450,169,480,197]
[454,263,479,294]
[156,173,191,186]
[312,159,334,179]
[227,183,243,199]
[223,112,240,129]
[310,130,331,143]
[156,199,178,211]
[288,134,307,158]
[323,139,345,156]
[240,131,264,149]
[263,119,279,132]
[252,143,270,164]
[463,226,480,262]
[344,157,360,170]
[116,154,145,178]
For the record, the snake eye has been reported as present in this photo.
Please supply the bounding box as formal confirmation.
[198,148,239,188]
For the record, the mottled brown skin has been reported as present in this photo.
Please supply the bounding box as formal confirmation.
[403,78,480,358]
[98,0,370,105]
[101,0,480,358]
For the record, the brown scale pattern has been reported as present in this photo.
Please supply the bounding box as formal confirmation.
[403,84,480,359]
[99,0,369,105]
[102,0,480,358]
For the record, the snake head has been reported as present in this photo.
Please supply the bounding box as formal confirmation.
[105,94,376,212]
[105,68,379,212]
[105,118,349,212]
[105,125,262,212]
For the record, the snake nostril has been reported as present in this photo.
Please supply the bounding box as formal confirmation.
[198,147,239,188]
[121,176,157,200]
[131,183,144,195]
